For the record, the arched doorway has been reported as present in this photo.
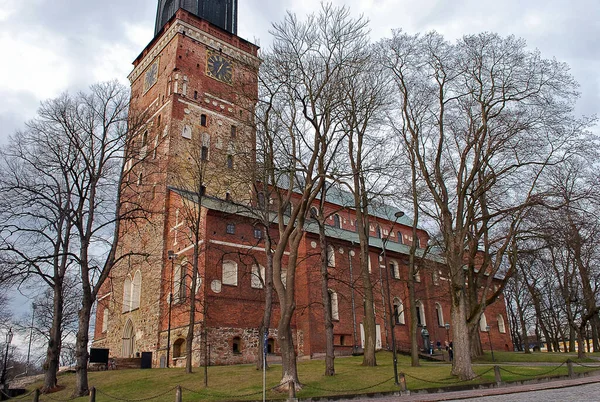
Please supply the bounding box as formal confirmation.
[122,319,135,357]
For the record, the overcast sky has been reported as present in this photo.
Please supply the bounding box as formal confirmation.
[1,0,599,146]
[1,0,599,318]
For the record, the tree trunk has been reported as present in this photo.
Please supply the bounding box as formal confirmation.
[43,283,63,393]
[256,247,273,370]
[276,309,300,390]
[577,325,587,359]
[186,241,201,373]
[470,327,483,358]
[74,295,93,396]
[450,295,476,380]
[407,274,419,367]
[319,224,335,376]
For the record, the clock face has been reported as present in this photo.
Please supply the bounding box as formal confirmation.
[206,52,233,84]
[143,60,159,93]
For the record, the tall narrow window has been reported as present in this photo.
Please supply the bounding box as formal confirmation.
[141,131,148,147]
[122,276,132,313]
[174,258,187,303]
[131,270,142,310]
[393,298,405,324]
[227,154,234,169]
[376,225,382,238]
[329,289,339,321]
[498,314,506,333]
[435,303,444,327]
[200,114,207,126]
[397,231,404,244]
[414,269,421,282]
[222,260,238,286]
[327,245,336,267]
[310,207,318,219]
[416,300,426,326]
[389,260,400,279]
[231,125,237,138]
[333,214,341,229]
[479,313,488,332]
[102,308,109,332]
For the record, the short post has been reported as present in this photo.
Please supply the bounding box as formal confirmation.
[89,387,96,402]
[399,372,407,392]
[288,380,296,402]
[175,385,182,402]
[567,359,574,378]
[494,365,502,385]
[33,389,40,402]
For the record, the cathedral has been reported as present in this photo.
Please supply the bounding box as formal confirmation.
[92,0,512,367]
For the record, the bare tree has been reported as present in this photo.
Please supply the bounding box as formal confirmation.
[0,81,151,395]
[382,30,581,379]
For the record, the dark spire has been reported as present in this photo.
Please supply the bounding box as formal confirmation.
[155,0,238,36]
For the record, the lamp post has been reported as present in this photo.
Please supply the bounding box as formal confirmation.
[167,250,177,368]
[485,325,495,362]
[1,328,13,388]
[382,210,405,386]
[25,303,36,376]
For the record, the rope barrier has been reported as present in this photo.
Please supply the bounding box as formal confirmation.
[37,393,78,402]
[95,386,179,401]
[303,376,394,392]
[499,361,566,378]
[0,389,35,400]
[181,385,270,398]
[572,361,600,369]
[403,367,495,385]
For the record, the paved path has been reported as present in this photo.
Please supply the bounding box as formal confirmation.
[349,371,600,402]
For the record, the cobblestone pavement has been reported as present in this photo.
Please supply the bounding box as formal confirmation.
[448,381,600,401]
[348,372,600,402]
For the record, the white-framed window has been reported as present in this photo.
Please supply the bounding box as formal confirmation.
[329,289,339,321]
[479,313,488,332]
[333,214,341,229]
[222,260,238,286]
[432,270,440,285]
[389,259,400,279]
[367,254,372,273]
[435,303,444,327]
[498,314,506,333]
[393,297,405,324]
[416,300,426,326]
[327,245,336,267]
[397,231,404,244]
[414,268,421,282]
[251,264,266,289]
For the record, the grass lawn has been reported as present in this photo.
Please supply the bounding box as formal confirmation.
[26,352,597,402]
[474,350,597,363]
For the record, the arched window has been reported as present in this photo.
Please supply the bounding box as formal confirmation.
[416,300,426,326]
[222,260,238,286]
[309,207,318,219]
[226,154,234,169]
[333,214,341,229]
[432,270,440,285]
[479,313,488,332]
[389,259,400,279]
[376,225,382,238]
[173,338,185,358]
[397,231,404,244]
[251,264,265,289]
[435,303,444,327]
[329,289,339,321]
[414,269,421,282]
[131,270,142,310]
[498,314,506,333]
[141,131,148,147]
[327,245,336,267]
[232,336,242,354]
[122,276,132,313]
[393,298,405,325]
[122,319,135,357]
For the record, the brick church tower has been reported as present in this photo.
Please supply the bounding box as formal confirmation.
[93,1,260,367]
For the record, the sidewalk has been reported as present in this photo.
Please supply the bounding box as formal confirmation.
[389,370,600,401]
